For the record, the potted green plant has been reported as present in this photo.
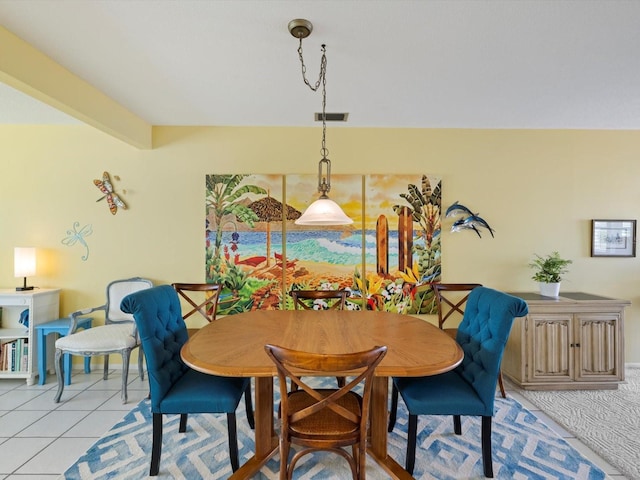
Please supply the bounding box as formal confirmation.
[529,251,572,297]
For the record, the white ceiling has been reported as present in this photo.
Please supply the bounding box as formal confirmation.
[1,0,639,129]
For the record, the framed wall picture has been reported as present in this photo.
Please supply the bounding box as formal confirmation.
[591,219,636,257]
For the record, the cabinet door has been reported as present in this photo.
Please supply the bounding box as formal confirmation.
[574,313,622,382]
[527,314,573,383]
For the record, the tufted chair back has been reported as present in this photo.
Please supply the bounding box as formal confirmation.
[455,286,528,414]
[121,285,189,412]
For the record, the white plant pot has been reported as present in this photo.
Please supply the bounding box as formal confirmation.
[539,282,560,297]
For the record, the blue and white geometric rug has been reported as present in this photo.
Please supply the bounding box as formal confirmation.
[61,379,607,480]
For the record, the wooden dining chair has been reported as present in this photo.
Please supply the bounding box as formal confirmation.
[290,289,349,389]
[291,289,348,311]
[172,282,221,323]
[433,283,483,339]
[265,344,387,480]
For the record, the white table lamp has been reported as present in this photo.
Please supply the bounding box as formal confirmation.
[14,247,36,291]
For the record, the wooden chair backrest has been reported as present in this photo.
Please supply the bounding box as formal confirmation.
[171,283,221,322]
[290,289,348,310]
[433,283,482,330]
[264,344,387,440]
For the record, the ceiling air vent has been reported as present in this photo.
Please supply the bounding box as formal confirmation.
[315,112,349,122]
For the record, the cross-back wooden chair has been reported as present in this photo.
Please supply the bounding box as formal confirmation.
[434,283,483,338]
[265,344,387,480]
[291,289,348,311]
[172,283,221,322]
[433,283,506,398]
[290,289,349,389]
[171,282,255,430]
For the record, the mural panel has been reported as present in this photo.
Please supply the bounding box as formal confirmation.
[205,174,291,313]
[362,174,441,314]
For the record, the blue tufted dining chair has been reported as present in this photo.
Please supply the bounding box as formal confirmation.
[389,287,528,478]
[120,285,253,476]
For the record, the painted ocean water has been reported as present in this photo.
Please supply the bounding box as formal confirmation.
[212,230,400,267]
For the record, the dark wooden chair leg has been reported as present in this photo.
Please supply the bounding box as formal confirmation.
[453,414,462,434]
[388,384,399,432]
[244,385,255,430]
[179,413,187,432]
[150,413,162,476]
[482,416,493,478]
[498,370,507,398]
[406,413,418,475]
[227,412,239,472]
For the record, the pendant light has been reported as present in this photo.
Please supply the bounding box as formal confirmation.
[288,19,353,226]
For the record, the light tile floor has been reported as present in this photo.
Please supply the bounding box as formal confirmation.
[0,370,630,479]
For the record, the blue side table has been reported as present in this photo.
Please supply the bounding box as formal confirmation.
[35,317,93,385]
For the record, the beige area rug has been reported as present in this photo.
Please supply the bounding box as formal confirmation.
[519,367,640,480]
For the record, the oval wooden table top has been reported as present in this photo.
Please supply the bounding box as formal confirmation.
[181,309,463,378]
[181,309,464,480]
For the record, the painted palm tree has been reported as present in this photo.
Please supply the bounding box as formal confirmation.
[206,175,267,264]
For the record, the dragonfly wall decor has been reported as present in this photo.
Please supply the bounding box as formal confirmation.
[94,171,127,215]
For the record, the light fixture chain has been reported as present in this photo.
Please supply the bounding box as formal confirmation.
[297,39,330,194]
[297,38,325,92]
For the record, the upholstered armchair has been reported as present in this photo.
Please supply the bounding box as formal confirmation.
[389,287,528,477]
[54,277,153,404]
[120,284,253,476]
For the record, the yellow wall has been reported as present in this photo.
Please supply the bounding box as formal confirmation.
[1,125,639,363]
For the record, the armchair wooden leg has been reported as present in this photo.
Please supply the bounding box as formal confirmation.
[388,383,399,432]
[481,416,493,478]
[406,413,418,475]
[138,346,145,381]
[227,412,239,472]
[151,413,162,476]
[54,348,64,403]
[121,350,131,404]
[103,354,110,380]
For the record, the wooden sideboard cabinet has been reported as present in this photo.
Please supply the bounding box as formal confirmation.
[502,292,629,390]
[0,288,60,385]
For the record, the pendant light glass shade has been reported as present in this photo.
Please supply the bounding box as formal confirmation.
[295,195,353,226]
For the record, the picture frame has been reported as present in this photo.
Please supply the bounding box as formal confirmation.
[591,219,636,257]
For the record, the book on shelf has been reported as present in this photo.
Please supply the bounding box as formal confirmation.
[0,338,29,372]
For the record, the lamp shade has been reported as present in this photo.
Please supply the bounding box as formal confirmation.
[14,247,36,278]
[295,197,354,226]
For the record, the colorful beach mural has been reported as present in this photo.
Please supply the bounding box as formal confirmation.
[205,173,441,314]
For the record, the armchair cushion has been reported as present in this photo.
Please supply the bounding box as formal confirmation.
[160,369,247,413]
[55,323,137,353]
[392,370,486,416]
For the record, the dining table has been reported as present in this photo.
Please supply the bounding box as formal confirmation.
[181,308,464,479]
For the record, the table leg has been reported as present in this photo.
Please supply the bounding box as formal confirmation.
[368,376,415,479]
[229,377,278,479]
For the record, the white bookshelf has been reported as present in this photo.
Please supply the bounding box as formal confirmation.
[0,288,60,385]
